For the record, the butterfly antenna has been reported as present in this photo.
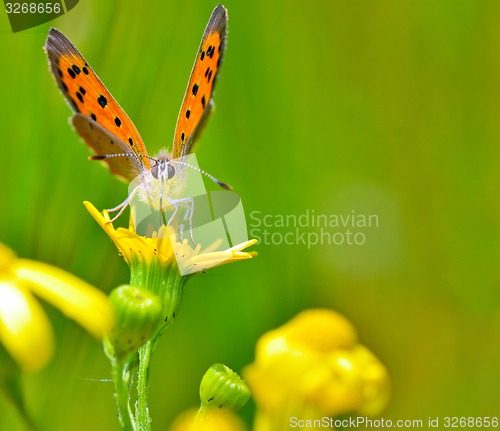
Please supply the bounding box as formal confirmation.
[170,160,232,190]
[90,154,232,190]
[90,153,157,162]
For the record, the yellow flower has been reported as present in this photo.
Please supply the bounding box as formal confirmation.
[84,201,257,275]
[0,242,113,372]
[84,200,256,335]
[244,309,390,429]
[170,408,247,431]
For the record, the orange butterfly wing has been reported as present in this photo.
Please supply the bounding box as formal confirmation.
[72,114,145,181]
[172,4,228,159]
[45,28,150,177]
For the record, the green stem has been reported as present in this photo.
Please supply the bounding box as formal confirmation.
[195,406,208,422]
[108,255,187,430]
[135,341,152,430]
[132,271,186,430]
[111,356,134,431]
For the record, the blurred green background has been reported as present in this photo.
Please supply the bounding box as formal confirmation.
[1,0,500,429]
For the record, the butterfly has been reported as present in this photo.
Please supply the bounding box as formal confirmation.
[45,5,229,234]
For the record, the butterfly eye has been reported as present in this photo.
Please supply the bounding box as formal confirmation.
[167,164,176,180]
[151,161,159,179]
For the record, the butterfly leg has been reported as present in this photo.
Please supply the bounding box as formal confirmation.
[165,198,180,228]
[179,197,195,245]
[107,184,142,223]
[166,196,196,245]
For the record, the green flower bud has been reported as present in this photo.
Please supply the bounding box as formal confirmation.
[199,364,250,411]
[108,285,162,357]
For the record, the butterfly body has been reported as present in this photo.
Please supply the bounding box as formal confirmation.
[137,151,185,212]
[45,5,228,224]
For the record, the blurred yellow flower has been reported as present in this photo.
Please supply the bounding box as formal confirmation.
[84,201,257,274]
[170,408,247,431]
[244,309,390,430]
[0,242,113,372]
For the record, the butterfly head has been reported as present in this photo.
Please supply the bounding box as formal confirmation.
[151,152,176,181]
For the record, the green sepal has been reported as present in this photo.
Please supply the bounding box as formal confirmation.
[108,285,163,358]
[200,363,251,411]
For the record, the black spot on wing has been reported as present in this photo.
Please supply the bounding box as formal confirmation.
[76,92,83,103]
[200,51,205,61]
[79,86,86,95]
[192,83,199,96]
[201,95,206,108]
[91,113,96,121]
[82,66,89,75]
[72,64,81,75]
[67,68,76,79]
[181,132,185,141]
[115,117,121,127]
[186,110,191,119]
[97,95,108,108]
[128,138,134,146]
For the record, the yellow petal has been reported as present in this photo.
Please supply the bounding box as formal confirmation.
[84,201,176,267]
[253,310,357,364]
[84,200,257,275]
[246,310,390,419]
[0,281,54,372]
[283,309,357,353]
[14,260,113,337]
[186,240,258,271]
[226,239,259,253]
[0,242,16,274]
[244,351,310,412]
[350,345,391,417]
[170,408,247,431]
